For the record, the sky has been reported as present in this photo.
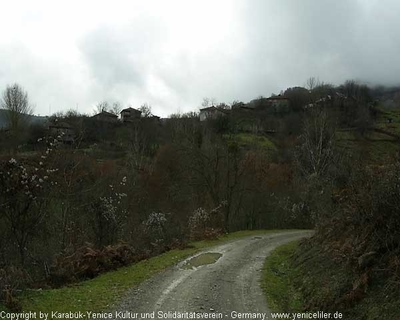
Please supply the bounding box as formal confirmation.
[1,0,399,117]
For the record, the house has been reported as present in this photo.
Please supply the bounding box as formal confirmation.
[91,111,119,123]
[199,106,229,121]
[265,95,290,112]
[120,107,141,122]
[49,121,75,144]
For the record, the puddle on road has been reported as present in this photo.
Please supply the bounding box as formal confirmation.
[182,252,222,269]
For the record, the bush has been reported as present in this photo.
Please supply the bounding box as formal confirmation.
[50,243,138,286]
[188,205,225,240]
[0,266,27,311]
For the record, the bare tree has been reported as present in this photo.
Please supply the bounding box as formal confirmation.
[339,80,371,102]
[139,103,153,118]
[94,101,122,116]
[201,97,217,108]
[94,101,110,114]
[111,102,122,116]
[296,108,336,177]
[1,83,33,132]
[306,77,320,92]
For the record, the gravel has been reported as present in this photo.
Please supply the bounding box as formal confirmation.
[112,230,312,320]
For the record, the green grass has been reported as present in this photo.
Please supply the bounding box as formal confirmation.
[373,105,400,135]
[336,105,400,163]
[225,133,277,151]
[337,130,400,163]
[261,240,304,313]
[21,249,196,313]
[12,229,288,315]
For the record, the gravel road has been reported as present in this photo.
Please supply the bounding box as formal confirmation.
[112,230,312,320]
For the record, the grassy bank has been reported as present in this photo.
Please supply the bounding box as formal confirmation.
[3,230,287,314]
[292,241,400,320]
[261,240,304,313]
[262,239,400,319]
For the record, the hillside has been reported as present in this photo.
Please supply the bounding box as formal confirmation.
[0,108,48,129]
[260,106,400,318]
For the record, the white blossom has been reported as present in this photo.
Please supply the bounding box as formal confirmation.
[143,212,168,232]
[189,207,210,232]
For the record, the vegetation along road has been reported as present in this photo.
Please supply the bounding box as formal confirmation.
[112,230,312,319]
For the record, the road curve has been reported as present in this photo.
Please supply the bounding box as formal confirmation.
[113,230,312,320]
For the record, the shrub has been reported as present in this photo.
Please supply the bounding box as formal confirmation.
[0,266,27,311]
[50,243,137,286]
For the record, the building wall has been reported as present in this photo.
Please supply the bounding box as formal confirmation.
[199,110,209,121]
[199,109,226,121]
[121,110,141,122]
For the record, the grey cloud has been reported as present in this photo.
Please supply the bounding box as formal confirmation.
[79,26,146,88]
[237,0,400,88]
[2,0,400,117]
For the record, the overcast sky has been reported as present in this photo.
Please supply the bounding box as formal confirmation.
[1,0,399,117]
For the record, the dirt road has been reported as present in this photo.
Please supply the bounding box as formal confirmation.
[113,230,312,320]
